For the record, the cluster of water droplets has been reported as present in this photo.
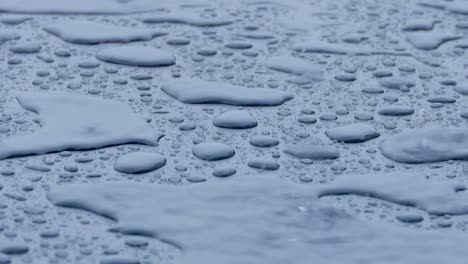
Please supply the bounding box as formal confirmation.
[1,0,468,263]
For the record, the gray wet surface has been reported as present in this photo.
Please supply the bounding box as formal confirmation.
[1,0,468,263]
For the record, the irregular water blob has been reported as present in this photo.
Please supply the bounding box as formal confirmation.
[212,166,236,177]
[48,176,468,263]
[334,73,356,82]
[0,244,29,255]
[297,116,317,124]
[192,142,235,161]
[125,238,149,248]
[247,158,280,170]
[319,172,468,215]
[96,46,175,67]
[9,42,41,54]
[373,70,393,78]
[167,38,190,46]
[284,144,339,159]
[319,113,338,121]
[396,213,424,223]
[114,152,166,174]
[0,92,159,160]
[378,106,414,116]
[225,41,253,49]
[187,175,207,183]
[249,135,279,147]
[380,127,468,163]
[406,32,462,50]
[4,192,27,201]
[361,87,384,94]
[213,110,257,129]
[326,124,380,143]
[161,78,293,106]
[43,21,167,44]
[427,96,456,104]
[78,60,100,68]
[352,113,372,121]
[379,77,416,91]
[0,15,30,25]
